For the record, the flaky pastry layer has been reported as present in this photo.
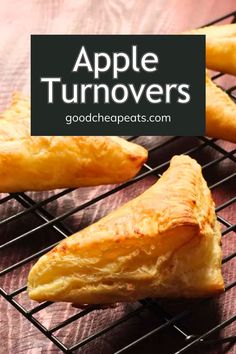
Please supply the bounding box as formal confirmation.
[28,155,224,304]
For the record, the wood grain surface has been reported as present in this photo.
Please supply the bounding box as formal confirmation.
[0,1,236,354]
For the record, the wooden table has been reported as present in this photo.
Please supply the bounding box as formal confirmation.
[0,1,235,353]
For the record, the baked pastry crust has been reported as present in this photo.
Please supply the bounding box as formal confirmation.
[28,155,224,304]
[186,23,236,75]
[206,74,236,142]
[0,93,147,192]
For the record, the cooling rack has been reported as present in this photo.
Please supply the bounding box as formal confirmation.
[0,10,236,354]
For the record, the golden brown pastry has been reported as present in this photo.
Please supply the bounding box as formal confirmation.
[185,23,236,75]
[204,37,236,76]
[28,155,224,304]
[0,93,147,192]
[206,74,236,142]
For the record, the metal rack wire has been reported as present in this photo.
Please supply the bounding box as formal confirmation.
[0,11,236,354]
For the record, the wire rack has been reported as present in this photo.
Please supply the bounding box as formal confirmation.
[0,11,236,354]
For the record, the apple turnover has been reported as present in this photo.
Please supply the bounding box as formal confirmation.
[0,93,147,192]
[186,23,236,75]
[206,74,236,142]
[28,155,224,304]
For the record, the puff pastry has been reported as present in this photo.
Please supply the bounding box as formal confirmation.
[28,155,224,304]
[186,23,236,75]
[0,93,147,192]
[206,74,236,142]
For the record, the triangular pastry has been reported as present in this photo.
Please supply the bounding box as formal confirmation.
[0,93,147,192]
[206,74,236,142]
[186,23,236,75]
[28,155,224,304]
